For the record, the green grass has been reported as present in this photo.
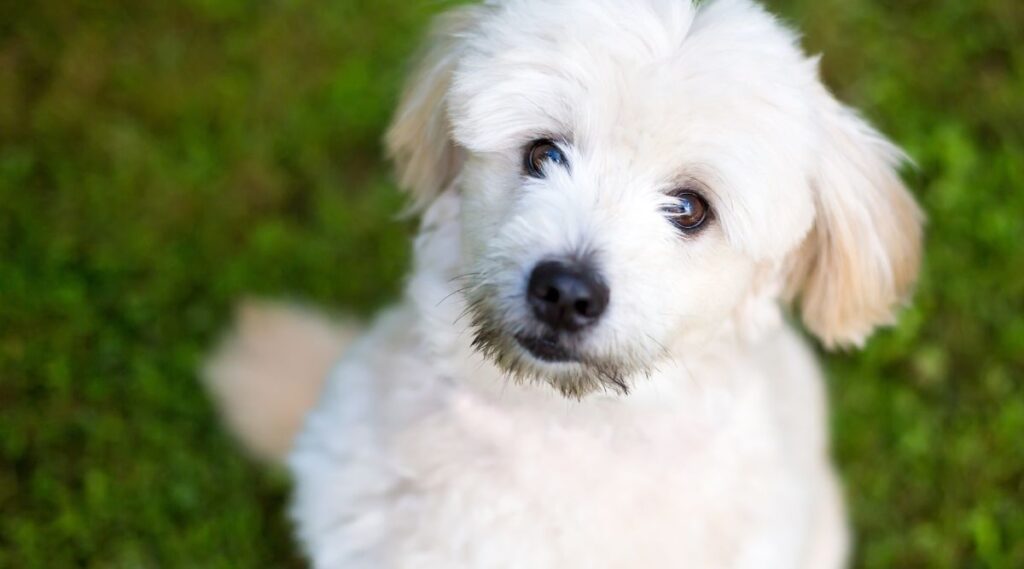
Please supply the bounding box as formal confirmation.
[1,0,1021,567]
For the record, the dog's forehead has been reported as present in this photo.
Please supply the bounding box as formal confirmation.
[450,0,815,158]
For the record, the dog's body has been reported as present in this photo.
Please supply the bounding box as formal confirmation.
[286,194,847,568]
[206,1,922,567]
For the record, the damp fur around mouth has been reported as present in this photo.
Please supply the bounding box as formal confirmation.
[465,294,636,399]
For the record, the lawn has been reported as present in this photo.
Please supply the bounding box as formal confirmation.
[1,0,1022,567]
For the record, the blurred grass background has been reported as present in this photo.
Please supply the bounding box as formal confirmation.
[0,0,1021,567]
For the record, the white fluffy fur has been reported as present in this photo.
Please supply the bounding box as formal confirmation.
[206,0,923,566]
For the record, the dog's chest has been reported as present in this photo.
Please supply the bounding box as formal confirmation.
[381,378,809,568]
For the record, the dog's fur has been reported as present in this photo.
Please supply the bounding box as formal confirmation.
[205,0,922,567]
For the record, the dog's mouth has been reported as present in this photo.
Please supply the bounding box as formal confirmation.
[467,295,635,397]
[514,333,580,363]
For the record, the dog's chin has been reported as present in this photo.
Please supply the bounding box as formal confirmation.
[469,321,637,398]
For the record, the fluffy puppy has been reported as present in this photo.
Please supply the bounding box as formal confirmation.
[205,0,922,567]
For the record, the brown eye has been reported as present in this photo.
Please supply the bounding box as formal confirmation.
[662,191,710,233]
[525,139,568,178]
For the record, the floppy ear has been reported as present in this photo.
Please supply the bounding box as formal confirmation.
[386,8,477,211]
[786,84,924,349]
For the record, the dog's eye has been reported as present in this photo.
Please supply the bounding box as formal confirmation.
[662,191,710,233]
[525,139,568,178]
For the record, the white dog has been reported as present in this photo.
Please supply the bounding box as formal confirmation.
[205,0,923,567]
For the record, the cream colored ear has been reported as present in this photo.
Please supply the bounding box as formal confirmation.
[386,8,478,210]
[786,85,924,349]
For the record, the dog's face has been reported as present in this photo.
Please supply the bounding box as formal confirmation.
[389,0,923,397]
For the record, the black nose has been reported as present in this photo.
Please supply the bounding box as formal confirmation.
[527,260,610,332]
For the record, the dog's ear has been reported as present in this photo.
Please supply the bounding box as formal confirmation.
[386,9,477,211]
[785,82,924,349]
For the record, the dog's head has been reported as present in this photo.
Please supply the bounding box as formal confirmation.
[388,0,922,397]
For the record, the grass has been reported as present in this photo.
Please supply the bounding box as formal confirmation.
[1,0,1022,567]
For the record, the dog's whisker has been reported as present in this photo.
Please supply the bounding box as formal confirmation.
[679,357,699,389]
[448,271,484,284]
[435,285,473,307]
[644,333,675,364]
